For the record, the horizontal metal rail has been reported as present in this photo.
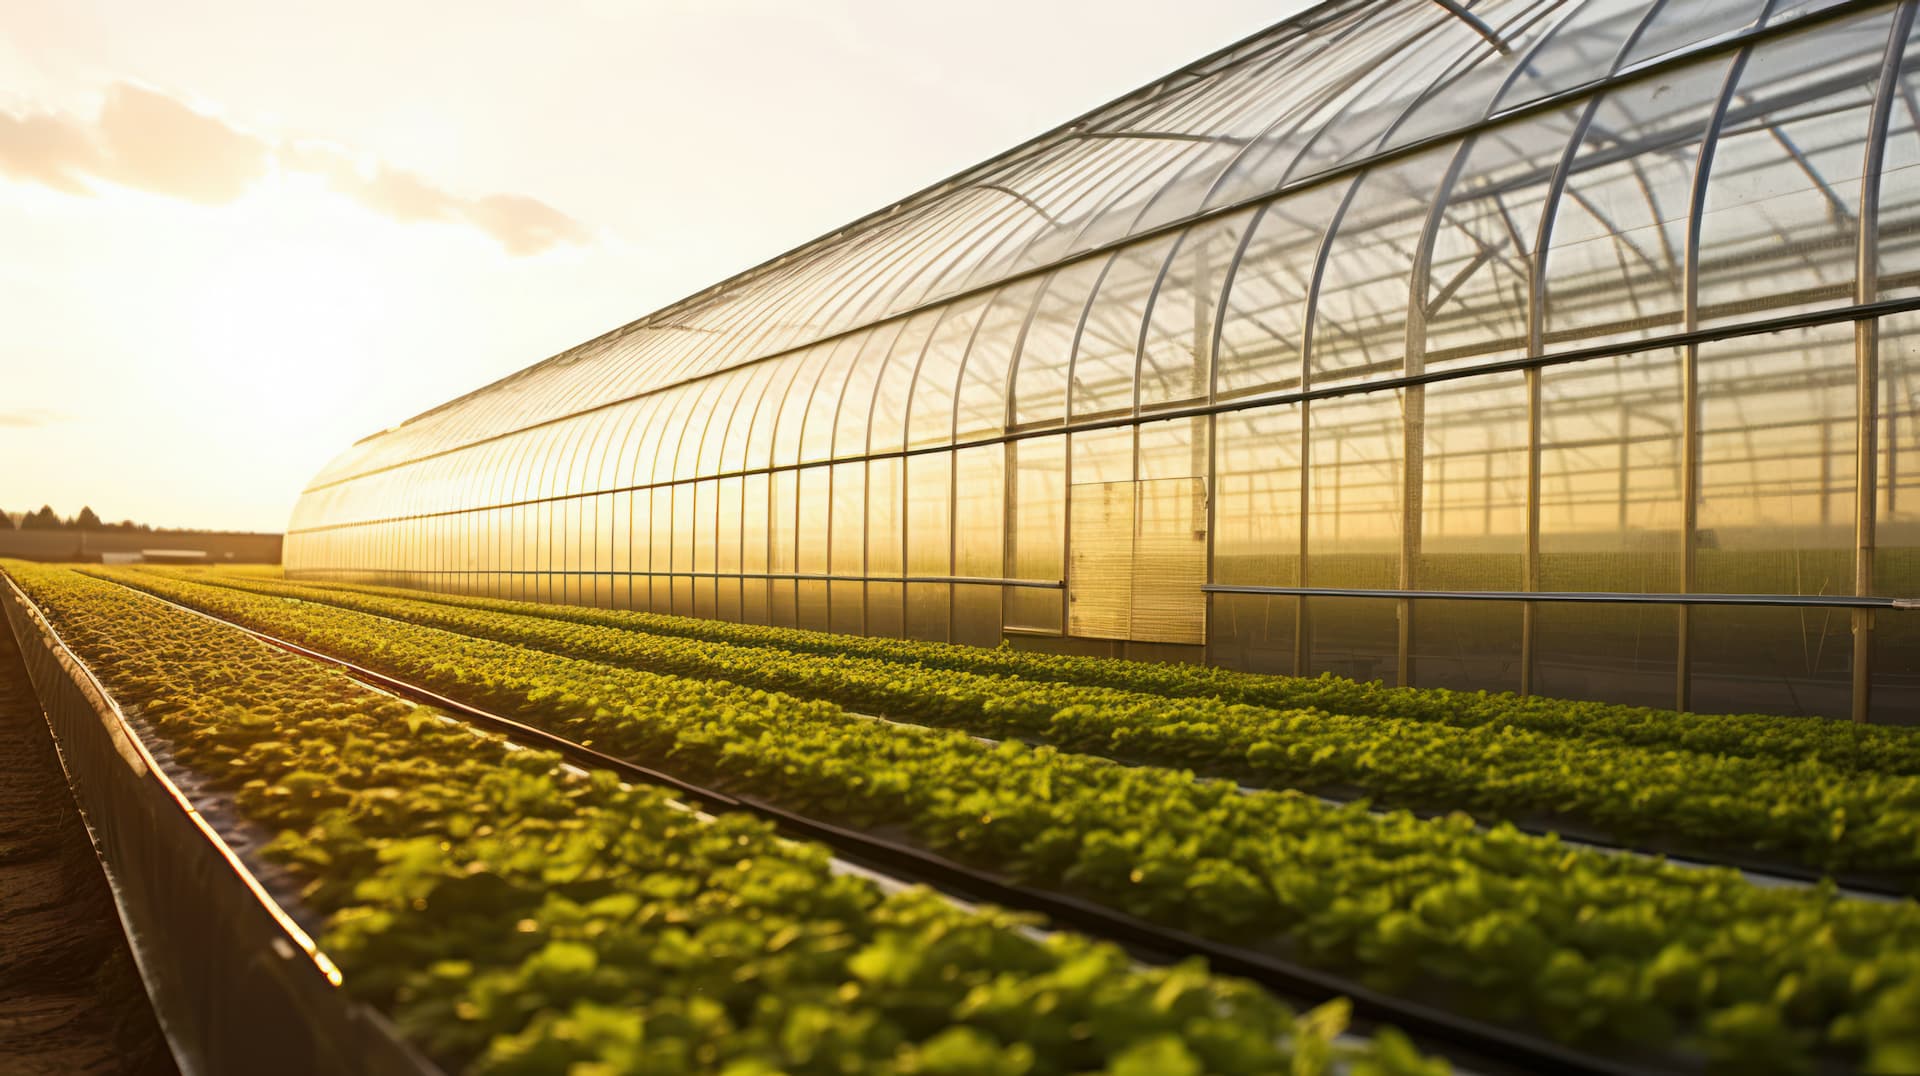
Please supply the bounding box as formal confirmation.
[105,576,1655,1076]
[1202,584,1920,610]
[290,568,1065,589]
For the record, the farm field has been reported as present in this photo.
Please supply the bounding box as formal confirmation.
[5,561,1443,1076]
[11,560,1918,1074]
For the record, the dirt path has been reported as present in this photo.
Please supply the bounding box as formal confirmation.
[0,619,174,1075]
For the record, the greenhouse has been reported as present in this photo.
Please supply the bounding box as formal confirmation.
[288,0,1920,722]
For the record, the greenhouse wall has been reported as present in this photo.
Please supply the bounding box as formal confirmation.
[289,0,1920,721]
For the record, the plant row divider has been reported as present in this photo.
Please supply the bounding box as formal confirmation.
[98,575,1673,1076]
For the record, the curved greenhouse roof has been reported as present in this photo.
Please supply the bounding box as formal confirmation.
[290,0,1920,722]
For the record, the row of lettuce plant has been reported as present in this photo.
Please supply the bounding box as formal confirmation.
[95,566,1920,1073]
[220,570,1920,777]
[135,569,1920,885]
[6,563,1419,1076]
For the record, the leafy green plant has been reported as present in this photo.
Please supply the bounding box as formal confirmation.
[81,563,1920,1073]
[138,567,1920,885]
[6,561,1433,1075]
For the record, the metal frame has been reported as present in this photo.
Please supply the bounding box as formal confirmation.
[290,0,1920,722]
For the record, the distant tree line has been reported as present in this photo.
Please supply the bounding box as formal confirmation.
[0,506,156,533]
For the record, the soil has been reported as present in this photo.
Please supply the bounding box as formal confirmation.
[0,619,175,1076]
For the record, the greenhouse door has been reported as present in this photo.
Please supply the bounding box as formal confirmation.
[1068,477,1206,644]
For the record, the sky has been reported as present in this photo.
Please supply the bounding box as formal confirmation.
[0,0,1305,532]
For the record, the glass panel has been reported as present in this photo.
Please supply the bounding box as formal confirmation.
[1140,211,1254,411]
[1696,11,1891,327]
[1071,237,1175,420]
[1545,54,1734,350]
[1419,373,1528,590]
[1011,259,1104,428]
[1215,180,1353,397]
[1539,349,1685,593]
[1696,324,1855,596]
[1307,391,1403,588]
[1008,435,1066,632]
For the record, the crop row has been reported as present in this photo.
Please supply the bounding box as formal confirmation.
[4,563,1418,1075]
[97,566,1920,1073]
[222,570,1920,777]
[139,568,1920,885]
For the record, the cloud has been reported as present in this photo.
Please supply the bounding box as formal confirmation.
[0,407,71,429]
[0,83,588,255]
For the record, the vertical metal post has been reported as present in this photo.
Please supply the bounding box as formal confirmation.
[1852,1,1915,722]
[1675,47,1753,712]
[1523,365,1542,696]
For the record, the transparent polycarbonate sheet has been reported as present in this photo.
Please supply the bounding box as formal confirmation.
[1072,237,1177,420]
[1307,391,1402,588]
[954,445,1006,647]
[1305,596,1399,686]
[1422,113,1577,369]
[1879,14,1920,301]
[1538,348,1684,592]
[734,474,763,622]
[1007,435,1066,632]
[1310,149,1452,387]
[1068,426,1136,639]
[1617,0,1765,71]
[906,452,952,641]
[1695,11,1891,328]
[1209,593,1298,674]
[769,469,798,624]
[954,279,1044,442]
[1875,313,1920,720]
[907,296,992,450]
[868,311,940,455]
[1069,479,1134,640]
[1545,54,1733,350]
[1010,260,1105,429]
[1695,324,1855,595]
[1410,599,1524,693]
[1691,603,1852,718]
[1532,600,1679,708]
[1132,477,1208,644]
[797,467,830,577]
[1420,373,1528,590]
[1214,180,1351,398]
[1140,211,1252,411]
[1215,404,1302,587]
[1381,2,1581,153]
